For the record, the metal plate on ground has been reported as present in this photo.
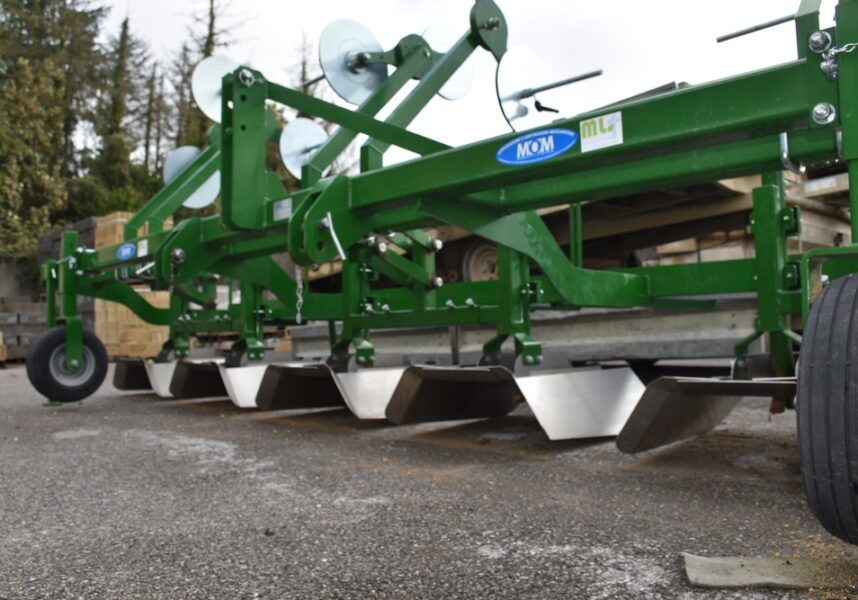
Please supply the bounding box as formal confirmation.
[683,552,858,590]
[385,366,523,424]
[255,364,347,411]
[218,364,270,408]
[335,367,405,419]
[113,358,152,391]
[616,377,742,454]
[516,368,644,440]
[319,19,388,105]
[168,360,228,398]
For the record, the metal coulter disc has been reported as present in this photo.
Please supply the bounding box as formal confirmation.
[422,25,474,101]
[319,19,388,105]
[496,46,556,131]
[191,55,239,123]
[278,118,331,181]
[163,146,201,184]
[163,145,220,209]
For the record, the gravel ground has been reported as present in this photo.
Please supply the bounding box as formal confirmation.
[0,364,856,599]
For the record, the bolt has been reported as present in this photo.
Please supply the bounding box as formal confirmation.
[381,304,391,313]
[423,49,431,58]
[821,59,839,80]
[171,248,186,264]
[524,354,535,365]
[483,17,501,30]
[377,242,388,255]
[445,299,456,309]
[318,216,330,230]
[238,68,255,86]
[75,270,84,277]
[812,102,836,125]
[431,239,443,252]
[68,358,80,369]
[357,355,368,365]
[808,31,832,53]
[432,276,444,288]
[465,297,476,307]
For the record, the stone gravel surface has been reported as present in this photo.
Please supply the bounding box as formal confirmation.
[0,364,855,599]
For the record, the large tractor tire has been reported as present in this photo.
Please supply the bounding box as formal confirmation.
[797,274,858,544]
[26,326,108,403]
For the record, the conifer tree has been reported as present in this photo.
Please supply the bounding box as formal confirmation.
[0,58,66,256]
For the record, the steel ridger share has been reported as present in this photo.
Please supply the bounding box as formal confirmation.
[21,0,858,545]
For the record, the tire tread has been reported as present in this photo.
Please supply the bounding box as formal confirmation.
[798,274,858,544]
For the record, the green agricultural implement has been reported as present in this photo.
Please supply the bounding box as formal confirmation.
[24,0,858,545]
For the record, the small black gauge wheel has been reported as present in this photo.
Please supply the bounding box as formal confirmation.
[26,326,108,403]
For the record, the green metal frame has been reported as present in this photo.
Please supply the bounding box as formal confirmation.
[43,0,858,379]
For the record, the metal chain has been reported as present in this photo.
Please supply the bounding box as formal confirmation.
[824,42,858,60]
[294,265,304,325]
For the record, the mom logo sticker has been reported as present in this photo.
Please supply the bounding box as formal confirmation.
[496,129,579,166]
[116,242,136,261]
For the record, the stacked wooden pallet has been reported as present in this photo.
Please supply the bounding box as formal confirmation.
[91,213,173,358]
[94,292,170,358]
[647,198,850,266]
[0,297,48,361]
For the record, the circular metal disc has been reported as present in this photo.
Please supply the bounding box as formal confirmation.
[163,146,201,184]
[422,25,474,101]
[163,145,221,209]
[279,118,331,181]
[496,47,556,131]
[319,19,388,105]
[191,56,239,123]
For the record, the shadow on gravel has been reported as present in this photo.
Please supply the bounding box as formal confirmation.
[628,429,802,487]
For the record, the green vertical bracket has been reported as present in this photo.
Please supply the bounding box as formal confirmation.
[736,173,798,402]
[481,245,540,366]
[58,230,83,369]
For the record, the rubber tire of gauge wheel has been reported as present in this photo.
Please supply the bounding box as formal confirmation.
[797,274,858,545]
[462,243,498,282]
[26,326,108,403]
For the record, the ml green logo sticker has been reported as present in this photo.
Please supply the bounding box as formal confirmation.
[580,111,624,153]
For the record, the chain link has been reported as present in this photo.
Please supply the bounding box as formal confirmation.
[824,42,858,60]
[294,265,304,325]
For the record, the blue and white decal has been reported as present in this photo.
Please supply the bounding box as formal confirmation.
[116,242,137,261]
[496,128,579,166]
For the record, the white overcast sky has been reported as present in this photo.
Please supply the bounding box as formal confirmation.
[104,0,837,163]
